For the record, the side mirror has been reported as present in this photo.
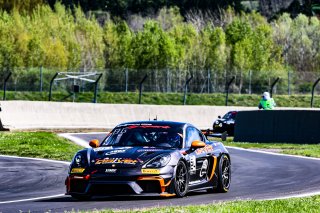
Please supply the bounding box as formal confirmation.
[218,116,221,119]
[191,140,206,149]
[89,139,100,148]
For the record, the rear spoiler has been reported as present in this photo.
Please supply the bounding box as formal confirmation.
[201,129,227,141]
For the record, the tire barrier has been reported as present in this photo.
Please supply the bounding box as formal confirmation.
[234,110,320,144]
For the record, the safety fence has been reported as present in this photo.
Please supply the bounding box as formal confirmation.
[1,67,320,97]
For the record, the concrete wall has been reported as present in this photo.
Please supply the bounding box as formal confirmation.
[0,101,256,130]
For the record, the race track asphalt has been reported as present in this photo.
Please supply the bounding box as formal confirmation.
[1,133,320,213]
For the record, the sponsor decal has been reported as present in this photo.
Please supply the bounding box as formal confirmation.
[137,148,162,152]
[71,168,85,173]
[141,169,160,174]
[127,125,171,129]
[117,123,149,127]
[94,147,113,151]
[195,145,214,155]
[95,158,139,165]
[189,180,201,184]
[105,149,127,156]
[105,169,117,173]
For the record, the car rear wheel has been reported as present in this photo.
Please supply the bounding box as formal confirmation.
[207,154,231,193]
[217,154,231,192]
[173,161,189,197]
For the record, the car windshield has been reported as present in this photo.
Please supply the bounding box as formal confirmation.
[223,112,237,119]
[101,125,183,148]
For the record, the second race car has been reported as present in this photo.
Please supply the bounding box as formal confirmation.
[66,121,231,199]
[212,111,237,136]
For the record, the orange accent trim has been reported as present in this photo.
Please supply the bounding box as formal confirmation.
[137,176,172,193]
[89,139,100,148]
[209,156,217,181]
[191,140,206,148]
[160,193,176,197]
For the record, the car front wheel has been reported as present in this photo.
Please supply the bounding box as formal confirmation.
[173,160,189,197]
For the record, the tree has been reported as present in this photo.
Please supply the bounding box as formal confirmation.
[131,20,177,91]
[103,20,133,69]
[0,0,44,13]
[132,20,176,70]
[74,6,105,70]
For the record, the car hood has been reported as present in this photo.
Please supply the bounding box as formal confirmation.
[215,118,226,123]
[90,146,173,168]
[215,118,234,123]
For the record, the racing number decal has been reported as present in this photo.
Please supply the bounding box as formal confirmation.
[199,159,209,178]
[113,128,127,135]
[190,155,196,174]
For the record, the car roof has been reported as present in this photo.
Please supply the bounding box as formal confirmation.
[116,121,191,129]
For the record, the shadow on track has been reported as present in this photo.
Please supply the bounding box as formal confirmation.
[35,191,208,203]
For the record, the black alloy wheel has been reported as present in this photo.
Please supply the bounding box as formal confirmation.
[217,154,231,192]
[174,161,189,197]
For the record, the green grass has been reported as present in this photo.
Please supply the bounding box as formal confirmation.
[1,91,320,107]
[0,132,82,161]
[214,138,320,158]
[74,195,320,212]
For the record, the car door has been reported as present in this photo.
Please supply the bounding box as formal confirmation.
[185,127,210,184]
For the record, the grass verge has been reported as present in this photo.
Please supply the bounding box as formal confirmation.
[1,91,320,108]
[74,195,320,213]
[221,138,320,158]
[0,132,82,161]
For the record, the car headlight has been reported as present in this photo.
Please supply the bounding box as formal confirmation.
[73,153,87,167]
[145,154,171,168]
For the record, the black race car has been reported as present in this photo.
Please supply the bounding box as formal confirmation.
[212,111,237,136]
[66,121,231,200]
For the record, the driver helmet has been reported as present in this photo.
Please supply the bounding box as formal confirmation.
[262,92,270,100]
[167,134,181,147]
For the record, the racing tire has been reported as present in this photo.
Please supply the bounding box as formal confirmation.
[207,154,231,193]
[216,154,231,192]
[173,160,189,197]
[71,194,91,201]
